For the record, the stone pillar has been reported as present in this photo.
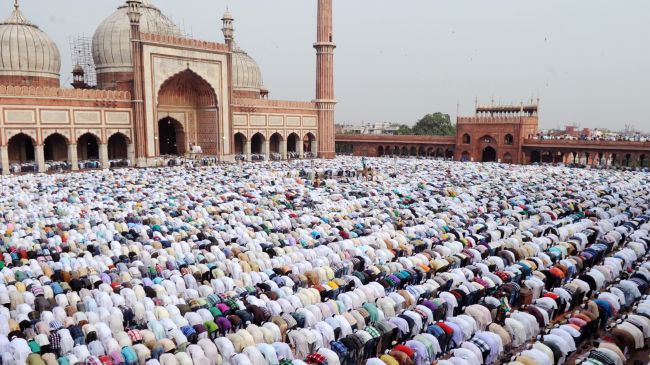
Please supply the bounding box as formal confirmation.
[35,144,45,173]
[298,139,304,158]
[68,144,79,171]
[127,1,148,167]
[127,143,136,166]
[315,0,336,159]
[99,143,109,169]
[0,146,9,175]
[263,139,270,160]
[312,140,319,155]
[280,139,287,160]
[244,140,251,161]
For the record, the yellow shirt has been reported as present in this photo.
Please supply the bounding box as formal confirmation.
[380,355,400,365]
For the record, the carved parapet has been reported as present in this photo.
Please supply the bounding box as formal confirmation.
[140,32,229,52]
[0,85,131,101]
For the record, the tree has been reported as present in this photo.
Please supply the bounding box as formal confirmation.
[397,124,412,135]
[411,113,456,136]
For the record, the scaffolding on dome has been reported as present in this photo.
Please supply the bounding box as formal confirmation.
[69,34,97,87]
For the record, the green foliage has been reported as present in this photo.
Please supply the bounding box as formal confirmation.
[397,124,413,135]
[397,113,456,136]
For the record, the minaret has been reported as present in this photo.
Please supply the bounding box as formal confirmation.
[126,0,147,166]
[222,8,235,157]
[314,0,336,159]
[221,8,234,49]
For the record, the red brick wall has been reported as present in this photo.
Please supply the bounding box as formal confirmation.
[233,90,261,99]
[455,116,539,163]
[0,75,59,88]
[97,72,135,93]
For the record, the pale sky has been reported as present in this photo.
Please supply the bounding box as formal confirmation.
[9,0,650,131]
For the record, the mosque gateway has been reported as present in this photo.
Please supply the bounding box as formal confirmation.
[0,0,336,173]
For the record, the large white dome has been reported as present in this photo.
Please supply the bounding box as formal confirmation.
[231,42,263,93]
[92,1,180,74]
[0,3,60,80]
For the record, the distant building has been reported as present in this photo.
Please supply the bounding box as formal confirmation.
[337,122,401,135]
[337,102,650,167]
[363,122,401,135]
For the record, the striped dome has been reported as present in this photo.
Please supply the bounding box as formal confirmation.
[0,3,60,80]
[92,0,180,74]
[231,41,263,93]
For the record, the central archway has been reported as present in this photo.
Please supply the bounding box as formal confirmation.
[158,69,218,155]
[158,117,184,156]
[482,146,497,162]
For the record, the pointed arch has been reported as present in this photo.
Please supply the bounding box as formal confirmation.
[304,132,316,154]
[77,133,100,160]
[43,133,69,162]
[158,69,218,108]
[269,133,283,154]
[503,152,513,164]
[479,135,496,144]
[287,133,300,153]
[107,133,130,160]
[251,133,265,154]
[233,133,247,155]
[7,133,36,164]
[158,69,219,155]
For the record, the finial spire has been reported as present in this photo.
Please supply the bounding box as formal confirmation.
[14,0,19,11]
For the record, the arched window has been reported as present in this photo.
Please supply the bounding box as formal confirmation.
[462,134,471,144]
[504,134,514,145]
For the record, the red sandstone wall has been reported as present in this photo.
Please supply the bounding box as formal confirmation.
[233,90,261,99]
[0,85,132,108]
[455,116,539,163]
[97,72,135,93]
[196,109,219,155]
[232,98,318,115]
[0,75,59,88]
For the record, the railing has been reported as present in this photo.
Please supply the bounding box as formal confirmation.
[523,139,650,150]
[232,98,317,110]
[110,159,131,168]
[335,134,456,144]
[46,161,72,172]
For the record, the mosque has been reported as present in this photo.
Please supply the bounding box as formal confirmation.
[0,0,336,173]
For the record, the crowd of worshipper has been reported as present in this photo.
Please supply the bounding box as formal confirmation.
[0,157,649,365]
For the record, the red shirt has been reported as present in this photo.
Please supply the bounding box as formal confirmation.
[435,322,454,335]
[393,344,415,358]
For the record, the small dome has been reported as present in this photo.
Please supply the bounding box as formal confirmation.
[0,2,61,81]
[231,42,263,93]
[222,9,233,21]
[92,1,180,74]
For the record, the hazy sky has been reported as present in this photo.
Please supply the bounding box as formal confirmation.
[9,0,650,130]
